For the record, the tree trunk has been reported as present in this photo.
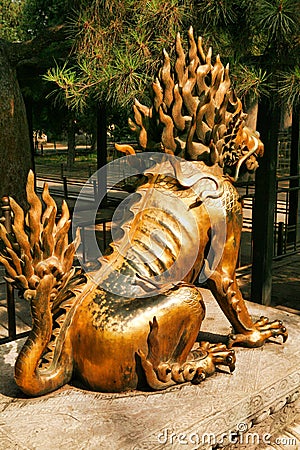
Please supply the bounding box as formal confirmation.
[244,96,258,130]
[66,113,76,170]
[251,98,280,305]
[0,42,32,208]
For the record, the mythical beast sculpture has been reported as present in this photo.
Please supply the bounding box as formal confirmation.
[0,28,287,396]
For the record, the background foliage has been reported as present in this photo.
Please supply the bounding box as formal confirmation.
[1,0,299,137]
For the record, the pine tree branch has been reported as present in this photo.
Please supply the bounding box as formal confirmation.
[4,25,69,68]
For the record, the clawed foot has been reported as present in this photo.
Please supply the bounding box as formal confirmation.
[137,342,235,391]
[189,342,236,378]
[228,316,288,348]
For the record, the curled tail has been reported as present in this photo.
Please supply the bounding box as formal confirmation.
[0,170,85,395]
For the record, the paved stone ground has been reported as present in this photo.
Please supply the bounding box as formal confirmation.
[238,253,300,314]
[0,188,299,448]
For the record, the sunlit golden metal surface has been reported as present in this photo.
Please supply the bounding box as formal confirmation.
[0,29,287,396]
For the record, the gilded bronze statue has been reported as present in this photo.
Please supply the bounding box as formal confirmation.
[0,28,287,396]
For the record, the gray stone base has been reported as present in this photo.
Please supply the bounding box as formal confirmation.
[0,289,299,449]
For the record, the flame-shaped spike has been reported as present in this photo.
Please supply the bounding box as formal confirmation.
[134,98,151,117]
[210,65,224,100]
[133,104,148,148]
[54,220,70,261]
[133,103,143,127]
[15,274,29,290]
[32,243,43,266]
[0,223,12,250]
[197,36,206,63]
[23,254,34,279]
[0,255,18,279]
[196,61,211,97]
[215,67,230,108]
[182,68,198,116]
[206,47,212,65]
[62,242,76,274]
[42,183,57,225]
[56,200,70,233]
[211,55,223,86]
[159,106,177,154]
[115,143,136,156]
[188,26,200,71]
[6,247,22,275]
[160,49,174,109]
[128,117,139,132]
[196,96,212,142]
[26,170,42,248]
[9,198,32,261]
[172,84,186,131]
[152,79,163,113]
[186,115,210,161]
[42,207,56,259]
[175,32,186,87]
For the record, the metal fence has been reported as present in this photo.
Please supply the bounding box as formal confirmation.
[236,132,300,276]
[0,199,31,344]
[237,175,300,272]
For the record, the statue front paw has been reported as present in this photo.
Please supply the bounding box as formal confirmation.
[228,316,288,348]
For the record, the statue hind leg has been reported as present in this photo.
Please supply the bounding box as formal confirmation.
[206,213,288,348]
[138,283,236,390]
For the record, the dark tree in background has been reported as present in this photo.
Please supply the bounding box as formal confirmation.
[46,0,299,134]
[0,42,32,206]
[0,0,76,205]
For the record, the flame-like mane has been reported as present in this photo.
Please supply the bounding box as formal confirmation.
[120,27,263,181]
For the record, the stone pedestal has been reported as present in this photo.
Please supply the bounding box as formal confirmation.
[0,289,299,449]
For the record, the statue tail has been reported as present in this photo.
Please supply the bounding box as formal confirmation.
[0,170,85,395]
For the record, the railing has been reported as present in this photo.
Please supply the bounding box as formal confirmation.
[236,180,255,271]
[0,198,30,344]
[274,175,300,259]
[236,174,300,277]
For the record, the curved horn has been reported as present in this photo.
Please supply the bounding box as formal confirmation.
[232,135,259,182]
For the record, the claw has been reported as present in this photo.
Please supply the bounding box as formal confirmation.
[170,363,185,383]
[137,350,176,390]
[192,368,206,384]
[226,352,236,372]
[182,363,197,381]
[227,318,288,348]
[256,316,269,326]
[157,363,172,382]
